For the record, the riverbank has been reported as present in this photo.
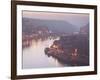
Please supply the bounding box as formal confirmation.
[45,34,89,66]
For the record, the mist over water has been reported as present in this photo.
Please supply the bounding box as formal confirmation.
[22,37,66,69]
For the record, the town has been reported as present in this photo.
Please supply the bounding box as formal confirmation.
[44,25,89,66]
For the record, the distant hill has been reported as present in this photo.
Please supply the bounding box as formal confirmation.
[80,23,89,34]
[22,17,79,34]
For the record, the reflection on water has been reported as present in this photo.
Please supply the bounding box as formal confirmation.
[22,37,66,69]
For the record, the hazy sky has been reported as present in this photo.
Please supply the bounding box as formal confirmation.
[22,11,89,27]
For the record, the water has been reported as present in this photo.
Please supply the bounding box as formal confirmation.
[22,37,65,69]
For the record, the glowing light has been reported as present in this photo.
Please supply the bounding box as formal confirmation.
[52,45,58,49]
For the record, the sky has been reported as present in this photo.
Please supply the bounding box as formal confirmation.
[22,11,89,27]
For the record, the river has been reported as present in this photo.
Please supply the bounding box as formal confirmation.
[22,37,66,69]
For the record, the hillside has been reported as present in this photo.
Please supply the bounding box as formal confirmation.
[22,17,79,34]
